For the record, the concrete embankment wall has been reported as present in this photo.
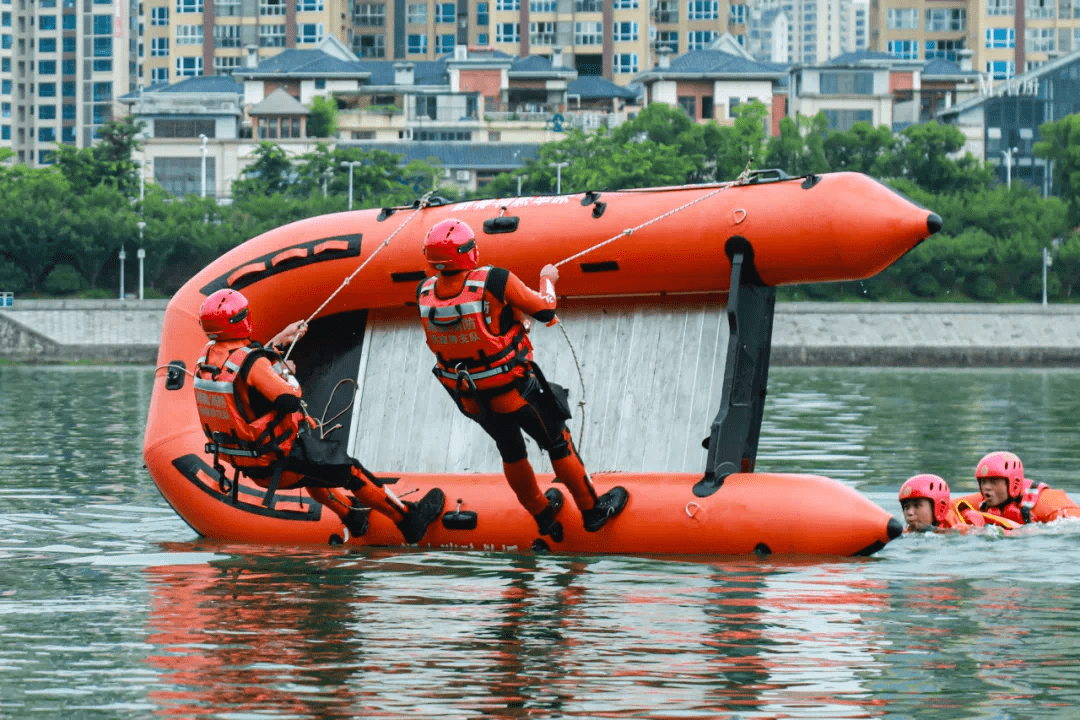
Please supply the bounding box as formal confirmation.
[1,298,1079,367]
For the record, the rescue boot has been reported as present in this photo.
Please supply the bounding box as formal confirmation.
[395,488,446,544]
[343,507,369,538]
[582,486,629,532]
[533,487,565,542]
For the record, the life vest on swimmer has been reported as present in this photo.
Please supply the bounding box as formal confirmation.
[981,483,1080,525]
[193,342,301,471]
[417,266,534,392]
[954,498,1018,530]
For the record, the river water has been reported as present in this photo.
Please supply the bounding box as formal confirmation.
[2,365,1079,719]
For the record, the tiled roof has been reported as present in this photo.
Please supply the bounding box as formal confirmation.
[347,141,539,170]
[667,50,787,74]
[512,55,555,72]
[568,76,639,100]
[249,88,310,115]
[922,58,979,76]
[160,76,243,94]
[243,48,364,76]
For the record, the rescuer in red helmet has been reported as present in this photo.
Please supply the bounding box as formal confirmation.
[417,218,628,544]
[194,288,444,544]
[975,450,1080,525]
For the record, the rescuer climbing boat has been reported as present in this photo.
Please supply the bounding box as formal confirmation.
[143,170,942,556]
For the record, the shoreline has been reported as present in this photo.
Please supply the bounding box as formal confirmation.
[2,299,1080,367]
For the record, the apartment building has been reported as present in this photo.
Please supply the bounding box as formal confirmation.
[871,0,1080,80]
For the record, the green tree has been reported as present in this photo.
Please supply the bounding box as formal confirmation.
[0,168,77,292]
[824,122,896,175]
[879,121,993,194]
[1034,113,1080,224]
[234,142,294,199]
[308,96,338,138]
[54,116,144,196]
[713,101,769,180]
[762,113,830,175]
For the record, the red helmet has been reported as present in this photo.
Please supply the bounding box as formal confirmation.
[975,451,1029,498]
[199,288,252,340]
[898,474,951,525]
[423,218,478,272]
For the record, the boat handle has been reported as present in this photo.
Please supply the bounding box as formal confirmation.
[733,208,746,224]
[685,501,701,518]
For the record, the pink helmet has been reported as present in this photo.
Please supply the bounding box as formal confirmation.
[423,218,478,272]
[975,451,1029,498]
[898,474,951,525]
[199,288,252,340]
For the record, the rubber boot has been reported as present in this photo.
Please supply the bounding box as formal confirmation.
[502,459,549,516]
[549,433,600,512]
[533,487,565,542]
[582,486,630,532]
[396,488,446,544]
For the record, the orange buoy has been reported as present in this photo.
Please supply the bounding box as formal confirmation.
[145,172,937,555]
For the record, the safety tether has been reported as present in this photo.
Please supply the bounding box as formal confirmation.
[280,190,436,365]
[549,161,755,455]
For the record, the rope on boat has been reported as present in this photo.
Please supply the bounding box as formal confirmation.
[313,378,358,439]
[280,190,436,365]
[548,158,755,455]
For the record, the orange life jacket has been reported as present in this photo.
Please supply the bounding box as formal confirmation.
[417,266,534,391]
[193,342,300,471]
[954,498,1018,530]
[981,483,1080,525]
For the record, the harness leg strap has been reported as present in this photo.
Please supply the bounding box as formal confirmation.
[262,462,285,508]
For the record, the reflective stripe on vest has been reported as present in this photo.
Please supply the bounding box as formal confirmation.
[417,266,533,384]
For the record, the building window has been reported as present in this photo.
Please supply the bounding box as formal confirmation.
[1025,0,1055,17]
[478,32,488,43]
[985,27,1014,48]
[496,0,518,8]
[613,53,638,73]
[437,33,454,52]
[613,0,636,6]
[39,37,56,52]
[216,0,240,15]
[213,55,243,74]
[176,0,202,11]
[886,39,918,59]
[156,157,215,197]
[986,60,1014,79]
[355,2,385,24]
[0,11,7,25]
[150,6,168,23]
[476,2,488,23]
[925,8,965,31]
[92,81,111,100]
[93,37,112,56]
[61,127,76,143]
[530,0,555,9]
[575,20,601,44]
[63,37,75,52]
[62,15,75,29]
[259,0,285,14]
[495,22,519,42]
[819,70,874,94]
[0,102,8,117]
[155,118,215,137]
[413,130,472,141]
[678,96,695,118]
[612,21,637,41]
[488,130,501,140]
[407,33,427,53]
[822,109,873,130]
[176,24,202,44]
[151,37,169,56]
[93,59,111,71]
[39,14,56,29]
[175,56,202,76]
[656,30,677,52]
[39,60,56,74]
[986,0,1013,14]
[39,127,56,142]
[435,2,454,21]
[575,0,601,9]
[702,96,714,119]
[0,79,8,93]
[1025,27,1055,52]
[92,13,110,33]
[297,23,323,43]
[529,21,555,44]
[886,8,917,29]
[214,24,241,47]
[729,3,744,22]
[406,2,426,22]
[39,82,57,96]
[297,0,322,9]
[687,30,717,49]
[355,33,386,56]
[925,39,964,61]
[0,126,7,140]
[39,104,55,119]
[688,0,717,19]
[62,103,74,119]
[151,67,168,82]
[62,81,75,96]
[259,24,286,46]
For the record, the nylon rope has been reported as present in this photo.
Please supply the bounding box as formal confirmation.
[549,160,755,455]
[281,190,435,365]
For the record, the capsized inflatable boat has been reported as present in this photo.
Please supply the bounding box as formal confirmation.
[144,171,941,555]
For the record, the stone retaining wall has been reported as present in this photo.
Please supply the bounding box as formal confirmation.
[1,298,1079,366]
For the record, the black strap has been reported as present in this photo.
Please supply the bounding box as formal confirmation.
[262,462,285,508]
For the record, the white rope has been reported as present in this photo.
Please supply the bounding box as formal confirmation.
[281,191,435,364]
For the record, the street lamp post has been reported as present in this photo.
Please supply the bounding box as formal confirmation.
[550,161,569,194]
[137,222,146,301]
[199,134,208,198]
[1002,146,1018,190]
[118,247,127,300]
[1042,247,1052,306]
[340,160,362,210]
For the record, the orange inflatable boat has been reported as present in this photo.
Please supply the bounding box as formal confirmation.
[144,171,941,555]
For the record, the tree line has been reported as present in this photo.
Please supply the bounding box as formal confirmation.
[1,108,1079,302]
